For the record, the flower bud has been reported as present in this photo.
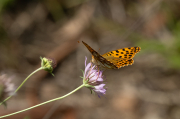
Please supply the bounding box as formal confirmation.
[40,57,57,76]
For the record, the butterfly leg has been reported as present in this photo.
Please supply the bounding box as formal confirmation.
[95,66,100,82]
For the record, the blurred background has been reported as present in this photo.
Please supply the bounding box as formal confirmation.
[0,0,180,119]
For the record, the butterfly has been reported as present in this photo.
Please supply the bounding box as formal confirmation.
[82,41,141,69]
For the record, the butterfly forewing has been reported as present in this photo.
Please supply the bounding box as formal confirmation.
[82,41,97,55]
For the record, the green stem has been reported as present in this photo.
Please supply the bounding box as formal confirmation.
[0,67,43,106]
[0,84,85,118]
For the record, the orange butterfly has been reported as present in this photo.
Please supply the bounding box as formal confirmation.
[82,41,141,69]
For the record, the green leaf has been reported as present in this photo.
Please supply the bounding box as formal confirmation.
[80,69,84,76]
[80,76,84,79]
[51,73,55,77]
[90,89,95,95]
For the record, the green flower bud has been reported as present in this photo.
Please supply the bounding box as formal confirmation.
[40,57,57,76]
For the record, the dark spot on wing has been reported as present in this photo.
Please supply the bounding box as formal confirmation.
[116,54,118,56]
[122,48,125,51]
[111,51,114,54]
[128,48,131,49]
[119,56,122,58]
[134,47,140,52]
[121,52,124,54]
[134,47,137,52]
[116,50,119,53]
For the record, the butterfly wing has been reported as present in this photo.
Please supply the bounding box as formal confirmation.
[82,41,118,69]
[104,58,134,69]
[102,47,141,59]
[102,47,140,69]
[82,41,140,69]
[82,41,102,58]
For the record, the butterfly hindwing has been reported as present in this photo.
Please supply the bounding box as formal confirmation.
[102,47,141,59]
[108,58,134,69]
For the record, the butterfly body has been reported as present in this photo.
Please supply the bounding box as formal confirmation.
[82,41,140,69]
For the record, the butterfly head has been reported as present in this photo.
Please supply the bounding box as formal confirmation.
[91,55,97,65]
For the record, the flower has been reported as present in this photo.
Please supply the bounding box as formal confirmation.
[0,74,15,102]
[83,57,106,97]
[40,57,57,76]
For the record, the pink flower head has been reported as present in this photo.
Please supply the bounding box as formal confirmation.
[0,74,15,101]
[83,57,106,97]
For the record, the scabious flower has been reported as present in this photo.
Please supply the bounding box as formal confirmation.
[40,57,57,76]
[83,57,106,97]
[0,74,15,102]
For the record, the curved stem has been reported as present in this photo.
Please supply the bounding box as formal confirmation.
[0,67,43,106]
[0,84,85,118]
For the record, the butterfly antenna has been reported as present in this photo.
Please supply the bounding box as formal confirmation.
[98,48,100,52]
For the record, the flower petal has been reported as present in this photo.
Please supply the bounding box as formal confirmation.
[85,56,87,67]
[94,84,106,96]
[84,62,91,77]
[83,57,106,97]
[95,84,105,90]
